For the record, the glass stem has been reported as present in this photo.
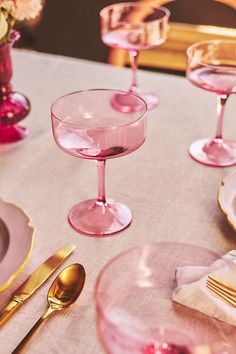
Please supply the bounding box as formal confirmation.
[129,50,139,93]
[97,160,106,204]
[215,94,229,139]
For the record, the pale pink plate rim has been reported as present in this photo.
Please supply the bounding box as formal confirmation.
[218,169,236,233]
[0,198,35,292]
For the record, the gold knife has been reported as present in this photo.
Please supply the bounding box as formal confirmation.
[0,244,76,327]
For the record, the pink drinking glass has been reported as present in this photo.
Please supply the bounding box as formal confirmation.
[51,89,147,237]
[95,243,233,354]
[100,2,170,111]
[186,40,236,167]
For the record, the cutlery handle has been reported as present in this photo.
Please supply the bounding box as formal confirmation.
[12,316,44,354]
[0,300,21,327]
[12,307,55,354]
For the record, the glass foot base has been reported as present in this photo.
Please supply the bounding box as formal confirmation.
[110,91,159,113]
[0,92,30,125]
[0,125,28,143]
[189,138,236,167]
[110,92,146,113]
[68,199,132,236]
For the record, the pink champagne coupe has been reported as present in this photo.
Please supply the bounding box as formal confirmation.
[95,243,232,354]
[100,2,170,112]
[51,89,147,236]
[187,40,236,167]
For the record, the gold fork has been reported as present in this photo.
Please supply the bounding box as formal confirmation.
[208,275,236,294]
[207,275,236,307]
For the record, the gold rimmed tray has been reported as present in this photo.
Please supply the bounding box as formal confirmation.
[218,170,236,232]
[0,199,35,292]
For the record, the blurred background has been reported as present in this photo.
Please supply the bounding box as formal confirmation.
[15,0,236,75]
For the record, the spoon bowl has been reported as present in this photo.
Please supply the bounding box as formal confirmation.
[48,263,86,309]
[13,263,86,353]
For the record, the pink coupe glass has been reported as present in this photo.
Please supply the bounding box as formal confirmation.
[100,2,170,111]
[95,243,234,354]
[187,40,236,167]
[51,89,147,236]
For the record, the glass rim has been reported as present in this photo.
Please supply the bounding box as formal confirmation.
[94,242,218,321]
[186,39,236,69]
[51,88,147,130]
[100,2,170,24]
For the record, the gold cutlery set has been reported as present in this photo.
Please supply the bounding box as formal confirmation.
[0,245,85,353]
[1,243,235,353]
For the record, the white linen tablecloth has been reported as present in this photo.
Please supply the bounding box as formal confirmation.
[0,49,236,353]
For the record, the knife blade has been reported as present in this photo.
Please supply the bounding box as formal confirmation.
[0,244,75,327]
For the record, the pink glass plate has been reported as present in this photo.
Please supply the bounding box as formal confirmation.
[95,242,236,353]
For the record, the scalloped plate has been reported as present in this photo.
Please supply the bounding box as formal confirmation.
[218,169,236,232]
[0,199,35,292]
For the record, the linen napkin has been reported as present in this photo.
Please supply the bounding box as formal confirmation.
[172,250,236,327]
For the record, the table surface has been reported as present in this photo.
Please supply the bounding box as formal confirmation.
[1,49,236,354]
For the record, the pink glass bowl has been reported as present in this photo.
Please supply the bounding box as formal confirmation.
[95,243,235,353]
[51,89,147,237]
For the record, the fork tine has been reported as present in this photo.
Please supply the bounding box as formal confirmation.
[207,280,236,301]
[207,283,236,307]
[207,277,236,297]
[208,275,236,293]
[207,278,236,296]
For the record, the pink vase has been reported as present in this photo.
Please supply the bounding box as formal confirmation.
[0,31,30,143]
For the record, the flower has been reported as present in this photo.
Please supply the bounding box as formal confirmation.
[0,0,42,44]
[0,11,8,40]
[0,1,15,13]
[12,0,42,21]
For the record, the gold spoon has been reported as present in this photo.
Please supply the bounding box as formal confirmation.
[12,263,86,354]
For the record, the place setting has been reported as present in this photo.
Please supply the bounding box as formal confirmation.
[0,0,236,353]
[94,242,236,354]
